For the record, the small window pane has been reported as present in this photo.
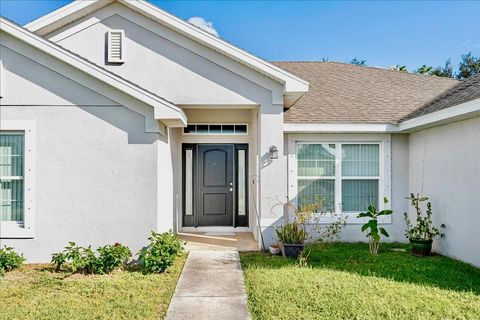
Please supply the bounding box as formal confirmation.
[196,125,208,133]
[235,125,247,134]
[184,125,196,134]
[0,134,24,177]
[0,180,24,221]
[298,179,335,212]
[185,150,193,216]
[342,144,379,176]
[342,179,378,212]
[297,144,335,177]
[222,125,234,133]
[0,133,25,222]
[209,125,222,133]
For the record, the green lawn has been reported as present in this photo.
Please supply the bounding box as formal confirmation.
[0,254,186,320]
[241,243,480,320]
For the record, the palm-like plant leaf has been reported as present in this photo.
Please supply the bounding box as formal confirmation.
[379,227,389,237]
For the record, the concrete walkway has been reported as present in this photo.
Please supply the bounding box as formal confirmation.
[165,250,250,320]
[179,232,259,252]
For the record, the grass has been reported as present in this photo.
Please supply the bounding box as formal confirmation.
[0,254,186,320]
[241,243,480,320]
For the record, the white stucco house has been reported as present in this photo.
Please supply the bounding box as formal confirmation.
[0,0,479,266]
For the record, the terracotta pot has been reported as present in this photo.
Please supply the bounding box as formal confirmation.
[269,246,280,255]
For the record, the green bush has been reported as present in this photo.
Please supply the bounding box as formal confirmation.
[0,246,25,275]
[138,231,184,273]
[275,222,306,244]
[51,242,131,274]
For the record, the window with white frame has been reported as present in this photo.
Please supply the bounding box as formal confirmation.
[297,142,381,213]
[0,132,24,223]
[183,124,248,135]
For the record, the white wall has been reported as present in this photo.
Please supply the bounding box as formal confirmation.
[0,36,173,262]
[409,117,480,267]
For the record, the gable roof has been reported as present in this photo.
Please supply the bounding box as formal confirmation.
[0,17,186,130]
[401,74,480,121]
[274,61,459,124]
[24,0,308,105]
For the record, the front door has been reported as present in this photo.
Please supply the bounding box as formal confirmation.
[197,144,234,226]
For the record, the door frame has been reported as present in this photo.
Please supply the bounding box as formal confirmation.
[182,143,249,228]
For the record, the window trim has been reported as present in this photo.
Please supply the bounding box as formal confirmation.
[288,134,391,224]
[0,120,36,238]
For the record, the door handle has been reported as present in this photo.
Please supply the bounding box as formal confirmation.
[229,188,233,192]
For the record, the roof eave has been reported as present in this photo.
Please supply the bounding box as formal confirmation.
[399,98,480,132]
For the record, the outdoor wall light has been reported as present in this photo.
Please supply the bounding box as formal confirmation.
[269,145,279,160]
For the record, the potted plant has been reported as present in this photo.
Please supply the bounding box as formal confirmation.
[275,222,306,259]
[357,197,393,255]
[269,242,281,255]
[404,193,445,257]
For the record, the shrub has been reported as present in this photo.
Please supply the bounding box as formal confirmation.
[51,242,131,274]
[275,222,306,245]
[138,231,184,273]
[404,193,445,241]
[97,243,132,274]
[0,246,25,275]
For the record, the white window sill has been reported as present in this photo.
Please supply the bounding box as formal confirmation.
[0,222,34,238]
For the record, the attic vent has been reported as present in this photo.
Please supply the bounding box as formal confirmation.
[107,30,125,64]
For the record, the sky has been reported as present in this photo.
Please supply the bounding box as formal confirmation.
[1,0,479,71]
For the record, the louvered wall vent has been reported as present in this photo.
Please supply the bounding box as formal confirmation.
[107,30,125,64]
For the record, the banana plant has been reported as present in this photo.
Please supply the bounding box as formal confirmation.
[357,198,393,255]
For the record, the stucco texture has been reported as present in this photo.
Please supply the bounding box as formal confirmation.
[409,116,480,267]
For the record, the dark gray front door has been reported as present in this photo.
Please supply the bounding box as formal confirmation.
[197,144,234,226]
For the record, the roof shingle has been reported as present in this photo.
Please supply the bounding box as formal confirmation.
[273,61,459,124]
[401,74,480,121]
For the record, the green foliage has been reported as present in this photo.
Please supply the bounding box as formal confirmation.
[357,197,393,255]
[430,59,454,78]
[275,222,306,245]
[404,193,445,241]
[138,231,184,274]
[391,64,408,72]
[51,242,131,274]
[97,243,132,274]
[349,57,367,66]
[457,52,480,79]
[0,246,25,275]
[395,52,479,79]
[416,64,433,75]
